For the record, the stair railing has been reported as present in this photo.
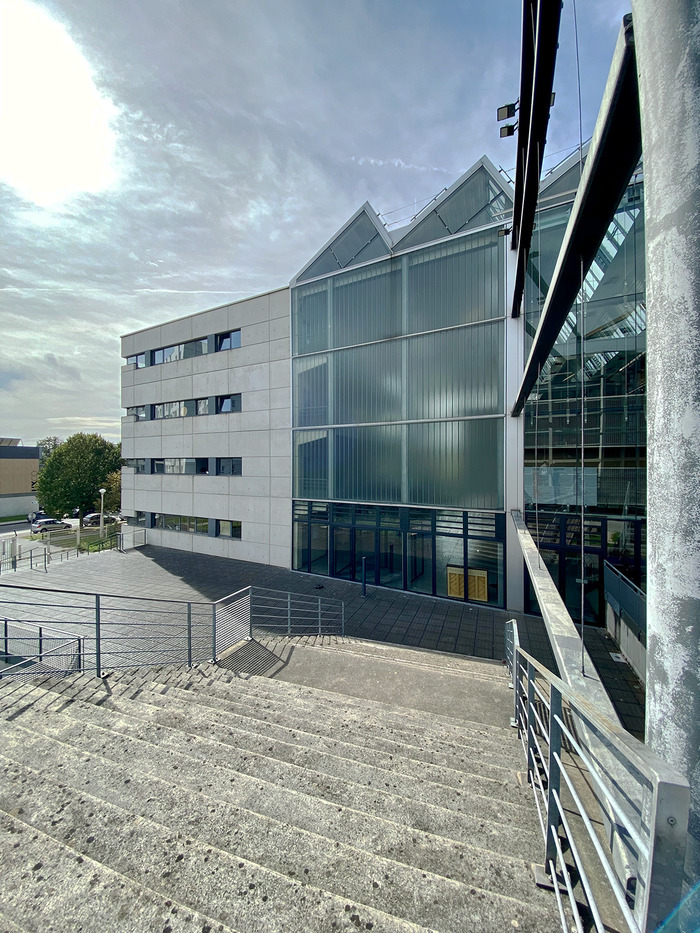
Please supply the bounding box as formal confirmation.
[0,581,346,680]
[505,619,689,933]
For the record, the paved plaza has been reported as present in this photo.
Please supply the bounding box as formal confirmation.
[0,543,644,736]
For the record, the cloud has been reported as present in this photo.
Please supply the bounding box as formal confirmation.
[0,0,120,208]
[0,0,628,443]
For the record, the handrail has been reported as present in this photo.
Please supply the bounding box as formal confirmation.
[604,560,646,601]
[505,619,689,933]
[0,638,81,680]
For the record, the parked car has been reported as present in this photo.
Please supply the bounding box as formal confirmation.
[82,513,118,527]
[27,510,48,523]
[31,518,71,534]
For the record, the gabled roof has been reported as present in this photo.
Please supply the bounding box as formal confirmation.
[292,156,514,287]
[391,156,513,252]
[292,202,392,285]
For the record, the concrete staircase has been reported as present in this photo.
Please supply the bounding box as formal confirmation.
[0,641,562,932]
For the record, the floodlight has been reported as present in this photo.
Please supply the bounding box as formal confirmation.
[500,123,517,138]
[497,102,517,122]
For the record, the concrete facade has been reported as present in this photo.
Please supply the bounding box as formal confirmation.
[631,0,700,890]
[121,287,291,568]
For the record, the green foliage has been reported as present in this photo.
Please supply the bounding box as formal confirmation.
[103,470,122,513]
[37,436,63,460]
[35,434,122,520]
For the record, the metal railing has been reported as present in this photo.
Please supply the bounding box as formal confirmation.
[212,585,345,658]
[250,587,345,637]
[1,617,83,680]
[505,619,689,933]
[0,531,122,576]
[0,582,346,680]
[604,560,646,644]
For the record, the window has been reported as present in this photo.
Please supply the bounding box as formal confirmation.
[216,330,241,352]
[218,520,242,539]
[154,513,209,533]
[126,353,145,368]
[127,511,146,526]
[216,393,242,414]
[217,457,242,476]
[152,399,210,419]
[126,406,147,421]
[152,458,209,475]
[125,458,146,473]
[183,338,208,358]
[151,338,208,366]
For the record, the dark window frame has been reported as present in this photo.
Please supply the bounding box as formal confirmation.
[216,330,242,352]
[216,393,242,414]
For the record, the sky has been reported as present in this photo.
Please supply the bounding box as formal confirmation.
[0,0,629,445]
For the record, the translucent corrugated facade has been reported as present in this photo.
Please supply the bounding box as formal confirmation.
[291,171,511,604]
[292,226,506,510]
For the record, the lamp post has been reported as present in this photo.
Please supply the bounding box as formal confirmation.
[99,487,106,538]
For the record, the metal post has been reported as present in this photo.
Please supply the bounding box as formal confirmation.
[187,603,192,667]
[318,596,322,635]
[211,603,217,662]
[287,592,291,635]
[511,644,520,731]
[545,685,563,867]
[362,556,367,597]
[77,636,82,672]
[4,619,8,658]
[30,550,32,570]
[43,548,47,572]
[637,778,691,931]
[341,602,345,638]
[95,594,101,675]
[526,660,537,785]
[38,626,43,662]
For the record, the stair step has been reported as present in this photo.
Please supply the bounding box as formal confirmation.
[57,676,525,798]
[21,668,525,775]
[112,665,519,763]
[0,810,241,933]
[264,638,510,678]
[0,755,559,933]
[5,685,536,829]
[0,694,542,860]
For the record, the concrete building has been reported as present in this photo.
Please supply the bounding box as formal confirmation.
[122,158,533,610]
[121,148,642,622]
[120,287,291,568]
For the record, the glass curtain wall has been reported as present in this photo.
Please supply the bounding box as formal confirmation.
[291,219,508,603]
[293,502,506,607]
[523,170,646,620]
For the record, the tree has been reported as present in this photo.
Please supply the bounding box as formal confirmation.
[36,434,122,521]
[103,470,122,513]
[37,436,63,462]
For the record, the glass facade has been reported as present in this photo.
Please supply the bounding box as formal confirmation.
[293,501,506,606]
[523,164,646,619]
[291,171,512,605]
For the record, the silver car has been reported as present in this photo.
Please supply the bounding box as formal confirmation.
[31,518,71,534]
